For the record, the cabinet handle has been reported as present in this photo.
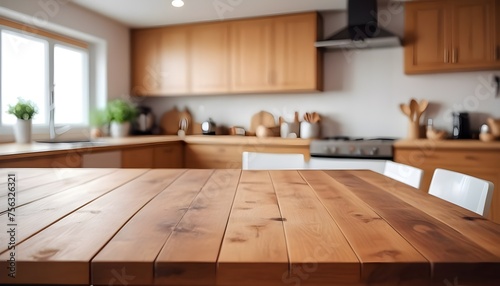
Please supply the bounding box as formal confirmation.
[444,50,449,63]
[496,46,500,61]
[452,48,458,64]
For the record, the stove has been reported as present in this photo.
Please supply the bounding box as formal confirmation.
[310,137,396,159]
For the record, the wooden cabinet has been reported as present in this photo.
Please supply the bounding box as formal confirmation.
[153,144,184,168]
[190,22,230,94]
[274,13,321,91]
[497,0,500,62]
[404,0,499,74]
[230,13,321,93]
[159,26,190,94]
[0,153,82,168]
[131,12,321,95]
[230,18,274,92]
[132,27,189,96]
[122,144,183,168]
[131,29,161,96]
[394,146,500,224]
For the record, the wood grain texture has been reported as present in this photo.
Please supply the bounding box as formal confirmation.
[155,169,241,285]
[0,169,185,285]
[0,168,114,212]
[0,169,146,253]
[270,170,360,285]
[217,171,288,286]
[328,170,500,284]
[357,170,500,258]
[92,169,211,285]
[299,170,429,285]
[1,169,499,286]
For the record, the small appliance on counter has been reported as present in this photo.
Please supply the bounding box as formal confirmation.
[201,118,216,135]
[452,112,471,139]
[132,106,155,135]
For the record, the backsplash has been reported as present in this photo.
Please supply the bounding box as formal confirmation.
[141,47,500,138]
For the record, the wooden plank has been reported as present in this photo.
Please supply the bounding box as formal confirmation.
[356,169,500,258]
[0,168,117,213]
[0,169,148,253]
[327,170,500,284]
[217,171,288,286]
[299,170,429,285]
[155,169,241,285]
[0,168,96,198]
[0,169,185,285]
[91,169,214,286]
[269,170,360,285]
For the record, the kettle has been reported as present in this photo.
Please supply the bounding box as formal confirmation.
[133,106,155,135]
[201,118,216,135]
[452,112,471,139]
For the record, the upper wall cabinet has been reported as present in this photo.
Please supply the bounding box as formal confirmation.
[231,13,321,93]
[131,12,322,96]
[404,0,499,74]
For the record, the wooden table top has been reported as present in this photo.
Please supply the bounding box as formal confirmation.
[0,168,499,286]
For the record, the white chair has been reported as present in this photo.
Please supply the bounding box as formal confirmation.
[242,152,306,170]
[382,161,423,189]
[428,168,494,216]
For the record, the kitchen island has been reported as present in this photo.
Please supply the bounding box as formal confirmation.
[1,168,499,285]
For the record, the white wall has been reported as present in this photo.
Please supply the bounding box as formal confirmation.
[0,0,130,101]
[142,8,500,138]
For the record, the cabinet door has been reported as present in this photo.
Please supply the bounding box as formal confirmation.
[160,26,190,94]
[122,147,154,168]
[404,1,450,73]
[230,18,274,92]
[153,144,183,168]
[131,29,161,95]
[451,0,495,66]
[496,0,500,62]
[190,22,230,94]
[274,13,320,91]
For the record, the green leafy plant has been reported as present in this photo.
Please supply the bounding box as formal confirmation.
[105,99,138,124]
[89,108,109,127]
[7,98,38,120]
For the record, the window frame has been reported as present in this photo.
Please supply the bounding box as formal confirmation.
[0,19,91,139]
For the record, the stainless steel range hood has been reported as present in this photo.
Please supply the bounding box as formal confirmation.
[315,0,401,50]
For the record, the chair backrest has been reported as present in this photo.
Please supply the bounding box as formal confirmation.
[242,152,306,170]
[383,161,423,189]
[428,168,494,216]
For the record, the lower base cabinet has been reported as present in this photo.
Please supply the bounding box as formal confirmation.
[121,144,183,168]
[0,153,82,168]
[395,147,500,224]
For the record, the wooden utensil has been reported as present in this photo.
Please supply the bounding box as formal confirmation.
[312,112,321,123]
[487,117,500,137]
[178,108,193,135]
[250,111,275,134]
[400,98,428,140]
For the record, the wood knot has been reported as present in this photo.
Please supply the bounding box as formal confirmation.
[229,237,247,243]
[270,217,287,222]
[32,248,59,260]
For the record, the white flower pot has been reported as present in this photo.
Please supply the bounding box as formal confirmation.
[110,121,130,138]
[14,119,32,143]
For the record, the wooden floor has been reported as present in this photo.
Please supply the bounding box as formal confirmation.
[0,168,499,286]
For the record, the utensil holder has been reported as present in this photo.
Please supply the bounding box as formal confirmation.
[280,122,300,138]
[300,122,320,139]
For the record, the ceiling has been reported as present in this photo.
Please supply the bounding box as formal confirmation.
[71,0,346,28]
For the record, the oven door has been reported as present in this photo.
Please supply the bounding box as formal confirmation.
[306,157,386,173]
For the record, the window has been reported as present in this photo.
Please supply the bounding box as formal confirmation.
[0,20,89,130]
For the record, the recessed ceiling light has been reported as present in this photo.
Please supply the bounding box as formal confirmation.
[172,0,184,8]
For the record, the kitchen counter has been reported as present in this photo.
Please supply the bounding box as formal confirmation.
[0,135,311,160]
[1,168,499,285]
[395,139,500,150]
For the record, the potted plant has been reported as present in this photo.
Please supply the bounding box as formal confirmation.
[89,108,109,138]
[7,98,38,143]
[105,99,138,138]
